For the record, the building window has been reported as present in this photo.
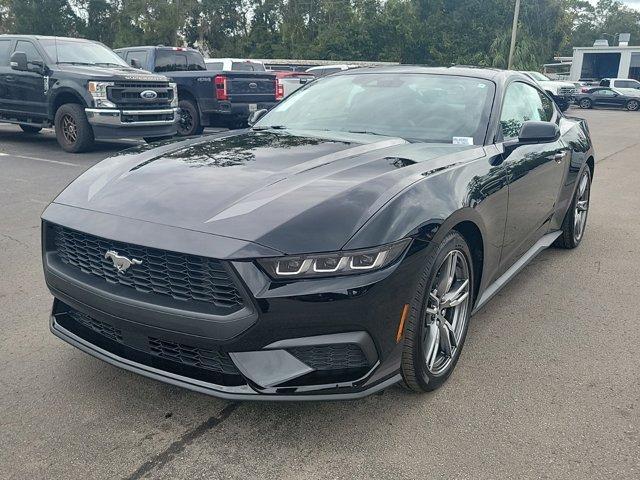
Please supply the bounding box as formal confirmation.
[580,52,621,81]
[630,53,640,81]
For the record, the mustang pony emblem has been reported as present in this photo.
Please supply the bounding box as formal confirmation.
[104,250,142,274]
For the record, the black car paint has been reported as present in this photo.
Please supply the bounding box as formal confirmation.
[42,67,595,399]
[114,46,277,126]
[574,87,638,109]
[0,35,176,139]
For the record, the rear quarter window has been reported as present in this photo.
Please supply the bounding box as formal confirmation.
[0,39,11,66]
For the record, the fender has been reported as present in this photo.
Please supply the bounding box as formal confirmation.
[48,83,89,117]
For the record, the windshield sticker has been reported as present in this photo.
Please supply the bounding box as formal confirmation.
[453,137,474,145]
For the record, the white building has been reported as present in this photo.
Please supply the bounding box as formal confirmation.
[569,45,640,81]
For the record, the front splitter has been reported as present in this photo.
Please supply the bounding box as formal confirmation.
[51,316,402,401]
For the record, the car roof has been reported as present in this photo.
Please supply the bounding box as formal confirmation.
[206,58,263,63]
[0,34,94,42]
[335,65,512,81]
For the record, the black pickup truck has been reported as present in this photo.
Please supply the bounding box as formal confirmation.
[0,35,178,152]
[114,46,278,134]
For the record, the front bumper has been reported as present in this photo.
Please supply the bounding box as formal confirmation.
[85,108,179,139]
[42,205,426,400]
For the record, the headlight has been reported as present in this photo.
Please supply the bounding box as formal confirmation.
[257,239,411,279]
[87,81,115,108]
[169,82,178,107]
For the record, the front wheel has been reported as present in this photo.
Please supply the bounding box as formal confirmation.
[54,103,94,153]
[579,98,593,109]
[20,124,42,134]
[401,231,474,392]
[176,100,204,136]
[554,168,591,249]
[626,99,639,111]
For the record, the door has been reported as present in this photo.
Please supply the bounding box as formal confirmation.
[498,81,568,272]
[0,38,14,112]
[8,40,48,117]
[590,88,623,108]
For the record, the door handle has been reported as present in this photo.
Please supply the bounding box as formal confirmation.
[5,75,15,82]
[552,152,565,163]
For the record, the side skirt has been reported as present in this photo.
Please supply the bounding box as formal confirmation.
[472,231,562,314]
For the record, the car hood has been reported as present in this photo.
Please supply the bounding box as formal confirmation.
[53,130,484,254]
[56,64,168,82]
[539,80,575,89]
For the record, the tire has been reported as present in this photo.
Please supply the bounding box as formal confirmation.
[143,135,174,143]
[626,99,639,111]
[19,124,42,134]
[579,98,592,109]
[176,99,204,136]
[54,103,94,153]
[559,102,570,112]
[554,167,591,249]
[401,231,474,392]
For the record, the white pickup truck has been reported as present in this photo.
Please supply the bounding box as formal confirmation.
[520,71,577,111]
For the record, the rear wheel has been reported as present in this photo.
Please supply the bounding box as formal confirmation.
[54,103,94,153]
[579,98,592,109]
[19,124,42,134]
[626,99,639,111]
[554,168,591,249]
[401,231,474,392]
[176,99,204,136]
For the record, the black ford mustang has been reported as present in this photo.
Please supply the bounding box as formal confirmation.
[42,67,594,400]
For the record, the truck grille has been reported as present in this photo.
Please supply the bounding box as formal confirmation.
[108,81,173,110]
[558,87,576,95]
[51,225,244,310]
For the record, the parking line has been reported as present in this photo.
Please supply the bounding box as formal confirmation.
[0,152,80,167]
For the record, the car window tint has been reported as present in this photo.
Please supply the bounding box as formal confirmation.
[0,40,11,66]
[538,91,554,121]
[154,50,205,72]
[14,40,42,63]
[126,50,147,67]
[600,79,610,87]
[500,82,546,139]
[206,62,224,71]
[322,68,342,76]
[618,80,639,89]
[594,89,613,96]
[231,61,265,71]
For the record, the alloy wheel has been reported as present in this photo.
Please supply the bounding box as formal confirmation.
[423,250,471,375]
[580,99,591,109]
[628,100,639,111]
[574,171,590,242]
[178,109,194,135]
[61,114,78,144]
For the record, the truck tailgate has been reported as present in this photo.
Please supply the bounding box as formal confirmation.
[227,73,276,103]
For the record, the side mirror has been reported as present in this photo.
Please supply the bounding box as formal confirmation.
[248,108,268,126]
[504,121,559,154]
[10,51,27,71]
[130,58,142,69]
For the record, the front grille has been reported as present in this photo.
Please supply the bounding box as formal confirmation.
[51,225,244,310]
[149,337,239,375]
[558,87,576,95]
[122,112,174,123]
[108,81,173,109]
[68,309,123,343]
[288,344,370,371]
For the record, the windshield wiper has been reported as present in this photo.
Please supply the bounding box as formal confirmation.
[346,130,390,137]
[57,61,95,66]
[95,62,127,67]
[252,125,287,131]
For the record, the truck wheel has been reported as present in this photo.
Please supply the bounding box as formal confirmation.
[20,124,42,134]
[177,100,204,136]
[558,102,570,112]
[54,103,94,153]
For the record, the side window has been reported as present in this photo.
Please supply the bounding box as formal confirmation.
[594,89,613,96]
[125,50,147,67]
[0,40,11,66]
[14,40,43,65]
[537,91,555,121]
[500,82,547,139]
[601,79,610,87]
[206,62,224,71]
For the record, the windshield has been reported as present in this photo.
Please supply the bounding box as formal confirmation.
[155,50,206,72]
[255,73,495,144]
[38,39,128,67]
[528,72,550,82]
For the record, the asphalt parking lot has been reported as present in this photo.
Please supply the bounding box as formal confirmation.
[1,109,639,479]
